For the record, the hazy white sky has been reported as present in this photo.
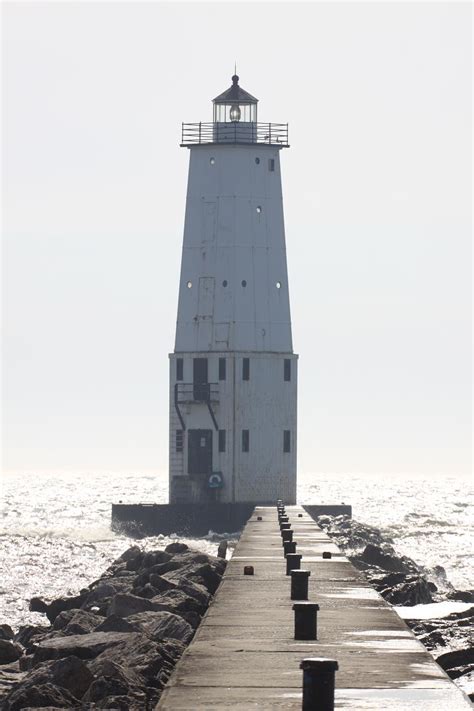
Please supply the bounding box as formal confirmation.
[2,1,472,477]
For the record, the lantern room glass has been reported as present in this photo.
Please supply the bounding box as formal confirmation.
[213,103,257,123]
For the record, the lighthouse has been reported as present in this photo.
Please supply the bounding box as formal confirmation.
[169,74,297,505]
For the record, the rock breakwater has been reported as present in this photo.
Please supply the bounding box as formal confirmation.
[0,542,226,709]
[317,514,474,701]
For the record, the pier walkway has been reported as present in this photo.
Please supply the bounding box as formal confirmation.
[157,505,472,709]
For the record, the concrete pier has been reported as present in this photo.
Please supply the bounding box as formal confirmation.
[157,506,472,709]
[111,502,352,536]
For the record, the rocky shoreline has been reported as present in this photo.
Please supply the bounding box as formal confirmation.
[317,514,474,702]
[0,542,226,709]
[1,515,472,708]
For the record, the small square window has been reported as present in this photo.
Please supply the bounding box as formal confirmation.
[284,359,291,382]
[242,358,250,381]
[269,159,275,172]
[219,358,226,381]
[176,358,183,381]
[283,430,291,453]
[218,429,226,453]
[176,429,184,453]
[242,429,249,452]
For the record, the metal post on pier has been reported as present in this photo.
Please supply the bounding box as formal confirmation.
[300,657,338,711]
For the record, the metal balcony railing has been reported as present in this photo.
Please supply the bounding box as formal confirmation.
[181,122,289,147]
[175,382,219,404]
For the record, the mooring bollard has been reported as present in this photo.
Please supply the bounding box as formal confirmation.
[217,540,228,559]
[283,540,297,556]
[299,657,338,711]
[291,569,310,599]
[298,513,303,517]
[281,529,293,544]
[322,551,332,559]
[293,602,319,640]
[257,516,262,521]
[279,515,289,524]
[280,523,291,533]
[286,552,302,575]
[243,566,254,576]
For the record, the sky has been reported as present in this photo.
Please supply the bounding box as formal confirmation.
[2,1,472,478]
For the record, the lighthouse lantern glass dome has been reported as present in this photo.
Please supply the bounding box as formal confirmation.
[213,75,258,124]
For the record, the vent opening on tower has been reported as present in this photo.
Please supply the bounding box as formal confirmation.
[219,358,226,381]
[218,429,226,452]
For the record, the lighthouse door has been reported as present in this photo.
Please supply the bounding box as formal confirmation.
[187,429,213,477]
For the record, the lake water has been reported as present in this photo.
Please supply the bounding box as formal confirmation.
[0,471,471,630]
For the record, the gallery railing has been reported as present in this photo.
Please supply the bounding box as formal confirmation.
[181,122,289,146]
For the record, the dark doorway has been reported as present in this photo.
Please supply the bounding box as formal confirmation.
[188,429,213,476]
[193,358,209,401]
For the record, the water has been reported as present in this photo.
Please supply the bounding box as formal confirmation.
[0,471,472,631]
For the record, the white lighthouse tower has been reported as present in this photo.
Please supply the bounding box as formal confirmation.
[169,74,297,505]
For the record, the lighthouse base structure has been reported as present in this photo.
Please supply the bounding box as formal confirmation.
[111,502,352,537]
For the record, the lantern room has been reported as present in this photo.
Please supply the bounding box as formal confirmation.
[212,74,258,123]
[180,73,288,147]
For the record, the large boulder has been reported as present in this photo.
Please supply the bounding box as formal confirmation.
[148,574,177,593]
[447,589,474,603]
[359,543,415,574]
[3,681,81,710]
[107,593,155,618]
[127,611,194,644]
[82,675,129,702]
[163,556,224,594]
[0,640,23,665]
[317,515,390,551]
[436,648,474,671]
[4,655,93,707]
[446,664,474,680]
[53,609,80,631]
[378,575,433,605]
[95,615,139,633]
[118,546,143,564]
[14,626,58,657]
[30,593,87,624]
[87,656,143,688]
[134,583,161,599]
[53,609,100,635]
[167,579,210,610]
[29,597,49,614]
[151,589,204,616]
[62,610,102,636]
[141,550,172,569]
[365,570,434,605]
[31,632,135,665]
[84,657,150,707]
[165,542,189,555]
[92,632,181,687]
[0,625,14,642]
[0,660,26,703]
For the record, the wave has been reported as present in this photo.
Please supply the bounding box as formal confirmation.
[0,526,120,543]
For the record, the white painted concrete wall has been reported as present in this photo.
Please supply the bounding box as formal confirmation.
[174,144,292,353]
[170,141,297,504]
